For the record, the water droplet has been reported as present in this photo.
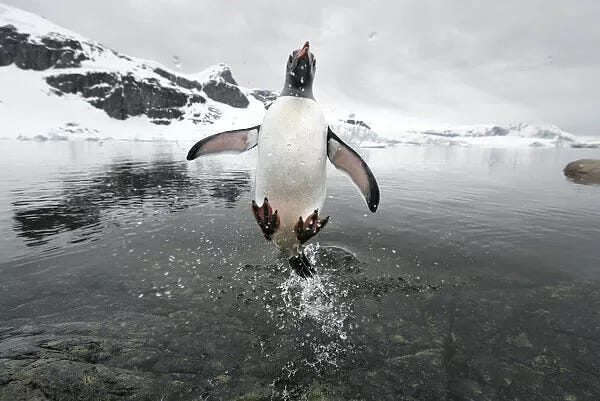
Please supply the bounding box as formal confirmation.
[368,31,377,41]
[172,55,182,68]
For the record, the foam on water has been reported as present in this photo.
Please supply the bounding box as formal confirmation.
[265,243,354,378]
[279,244,351,339]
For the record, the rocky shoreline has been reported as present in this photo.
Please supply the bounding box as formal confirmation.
[1,246,599,400]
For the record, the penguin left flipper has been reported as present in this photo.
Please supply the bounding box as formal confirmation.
[327,127,380,212]
[186,125,260,160]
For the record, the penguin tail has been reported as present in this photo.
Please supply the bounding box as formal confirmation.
[288,252,315,279]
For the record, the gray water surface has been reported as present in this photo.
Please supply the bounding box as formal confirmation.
[1,140,599,400]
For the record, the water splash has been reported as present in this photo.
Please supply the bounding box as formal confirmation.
[172,55,181,68]
[276,243,353,364]
[279,273,349,338]
[264,247,356,397]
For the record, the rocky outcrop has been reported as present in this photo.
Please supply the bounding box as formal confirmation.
[0,25,88,70]
[249,89,278,108]
[46,72,206,125]
[423,126,509,138]
[330,117,398,148]
[153,67,203,92]
[345,118,372,130]
[196,64,249,108]
[202,80,249,108]
[564,159,600,184]
[1,16,261,126]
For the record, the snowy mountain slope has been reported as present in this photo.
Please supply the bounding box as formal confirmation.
[331,118,600,149]
[0,3,275,141]
[1,3,597,148]
[393,123,600,148]
[330,117,399,148]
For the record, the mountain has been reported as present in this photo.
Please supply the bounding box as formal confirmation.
[1,3,597,148]
[330,117,400,148]
[0,3,276,141]
[393,123,600,148]
[332,119,599,149]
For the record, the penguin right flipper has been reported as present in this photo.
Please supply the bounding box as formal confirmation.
[327,127,380,212]
[186,125,260,160]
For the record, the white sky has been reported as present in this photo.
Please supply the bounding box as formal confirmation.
[4,0,600,136]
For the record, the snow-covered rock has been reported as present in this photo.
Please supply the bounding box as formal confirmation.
[328,117,599,150]
[392,124,599,148]
[330,117,398,148]
[1,3,597,148]
[0,3,271,140]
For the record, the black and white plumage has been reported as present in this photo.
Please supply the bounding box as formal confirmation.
[187,41,379,277]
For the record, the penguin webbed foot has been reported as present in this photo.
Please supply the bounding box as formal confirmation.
[294,209,329,244]
[288,252,316,279]
[251,198,280,241]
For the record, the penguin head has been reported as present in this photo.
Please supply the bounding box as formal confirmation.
[282,41,316,99]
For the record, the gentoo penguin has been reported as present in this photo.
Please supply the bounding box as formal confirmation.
[187,41,379,277]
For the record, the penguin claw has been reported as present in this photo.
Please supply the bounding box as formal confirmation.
[252,198,280,241]
[294,209,329,244]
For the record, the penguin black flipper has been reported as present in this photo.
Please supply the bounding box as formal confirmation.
[186,125,260,160]
[327,127,380,212]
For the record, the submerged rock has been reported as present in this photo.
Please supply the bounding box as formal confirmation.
[564,159,600,184]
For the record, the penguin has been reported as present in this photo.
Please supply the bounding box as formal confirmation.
[187,41,379,278]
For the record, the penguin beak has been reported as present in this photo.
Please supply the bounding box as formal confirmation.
[293,41,310,61]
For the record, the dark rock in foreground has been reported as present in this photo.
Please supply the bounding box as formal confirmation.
[564,159,600,184]
[1,257,599,401]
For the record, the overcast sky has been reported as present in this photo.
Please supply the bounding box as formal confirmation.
[5,0,600,136]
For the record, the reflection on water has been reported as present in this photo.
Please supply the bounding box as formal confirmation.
[10,157,250,253]
[13,199,101,246]
[564,172,600,185]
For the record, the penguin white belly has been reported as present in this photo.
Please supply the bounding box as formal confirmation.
[255,96,328,250]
